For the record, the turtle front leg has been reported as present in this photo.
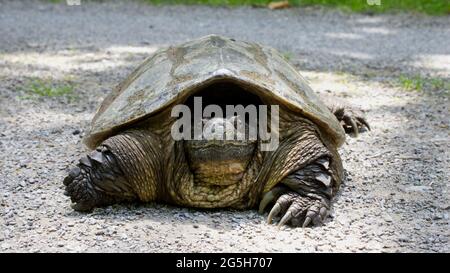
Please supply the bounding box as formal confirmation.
[63,145,136,211]
[63,130,162,212]
[259,157,333,228]
[267,191,329,228]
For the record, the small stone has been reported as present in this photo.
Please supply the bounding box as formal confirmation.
[404,186,432,193]
[1,243,11,249]
[383,214,393,223]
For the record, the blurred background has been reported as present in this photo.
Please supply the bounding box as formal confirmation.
[145,0,449,15]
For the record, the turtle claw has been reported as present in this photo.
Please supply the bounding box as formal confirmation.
[64,168,97,212]
[302,216,312,228]
[258,186,289,214]
[277,210,293,228]
[303,202,326,227]
[267,203,281,224]
[264,191,330,228]
[343,115,359,137]
[356,116,370,131]
[335,107,370,136]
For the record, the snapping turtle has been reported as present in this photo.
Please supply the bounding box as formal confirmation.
[63,35,369,227]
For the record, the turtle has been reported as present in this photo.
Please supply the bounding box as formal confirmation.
[63,35,370,228]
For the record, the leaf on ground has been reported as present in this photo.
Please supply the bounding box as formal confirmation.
[268,1,290,10]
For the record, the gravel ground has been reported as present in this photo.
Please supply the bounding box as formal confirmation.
[0,0,449,253]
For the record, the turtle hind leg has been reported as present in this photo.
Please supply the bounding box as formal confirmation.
[320,93,370,137]
[333,106,370,137]
[63,145,137,212]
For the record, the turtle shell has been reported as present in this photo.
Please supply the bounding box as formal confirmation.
[84,35,345,149]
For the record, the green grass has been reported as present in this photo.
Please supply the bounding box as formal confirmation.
[398,75,450,92]
[429,78,448,90]
[297,0,448,15]
[144,0,449,15]
[282,51,294,61]
[22,78,77,100]
[399,75,425,91]
[48,0,449,15]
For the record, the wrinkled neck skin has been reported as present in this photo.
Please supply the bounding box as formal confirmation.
[133,102,337,209]
[185,116,257,186]
[164,110,263,209]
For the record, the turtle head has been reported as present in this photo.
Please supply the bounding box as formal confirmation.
[180,81,261,186]
[184,115,257,186]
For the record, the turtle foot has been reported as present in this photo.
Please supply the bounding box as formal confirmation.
[333,106,370,137]
[265,192,330,228]
[63,146,133,212]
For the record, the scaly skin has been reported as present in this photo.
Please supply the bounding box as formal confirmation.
[259,158,335,227]
[63,145,136,211]
[63,104,369,227]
